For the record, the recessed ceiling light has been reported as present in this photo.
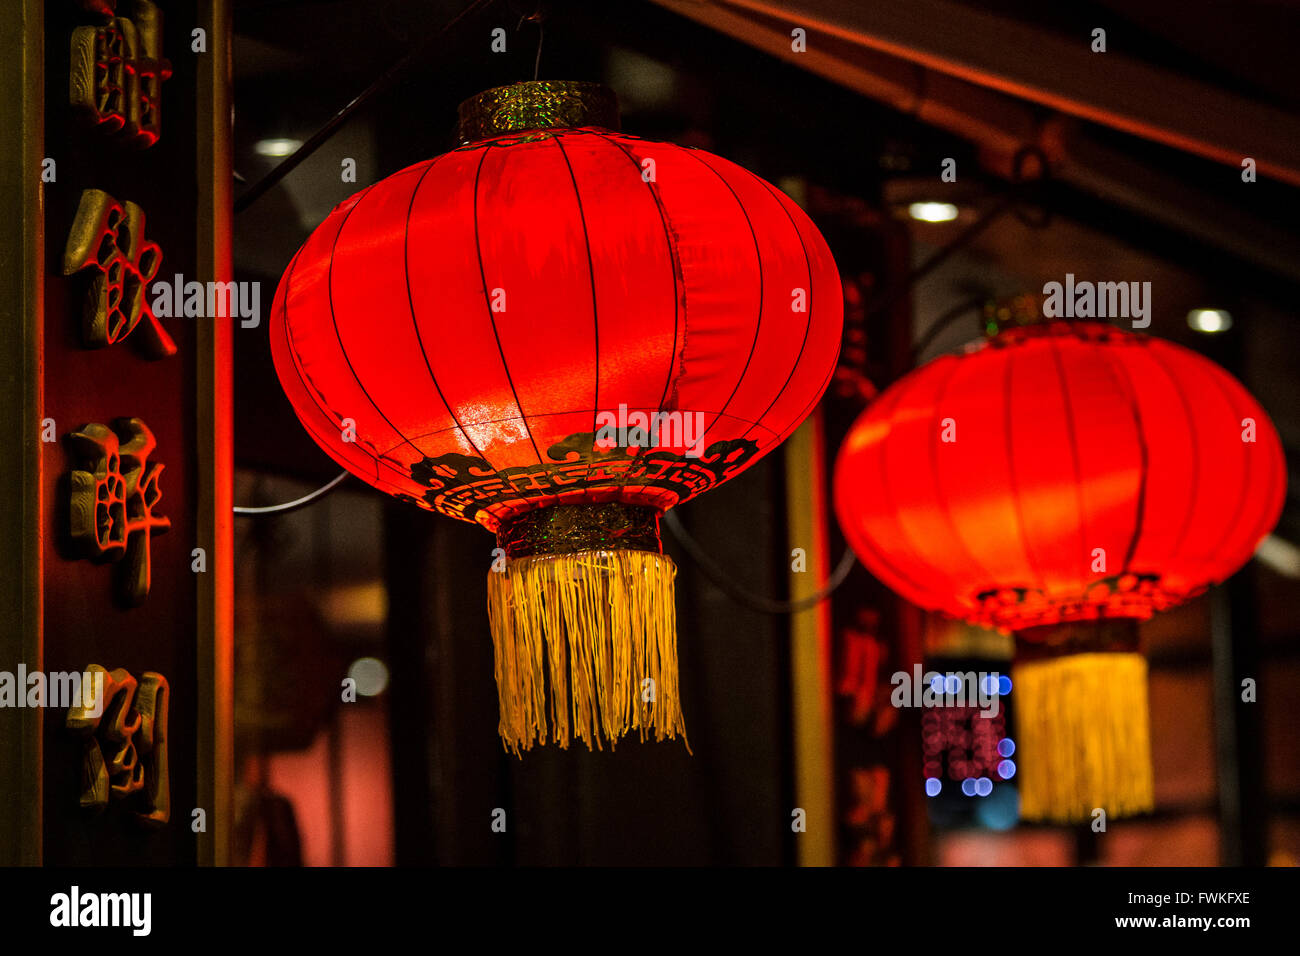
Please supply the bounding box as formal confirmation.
[908,201,959,223]
[347,657,390,697]
[254,137,302,158]
[1256,534,1300,579]
[1187,308,1232,333]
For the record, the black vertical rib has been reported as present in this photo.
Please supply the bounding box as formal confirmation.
[1144,342,1203,575]
[589,130,683,492]
[1046,334,1093,591]
[741,175,815,443]
[325,184,428,471]
[472,146,545,464]
[1096,342,1150,575]
[550,134,601,465]
[679,149,765,440]
[403,154,489,469]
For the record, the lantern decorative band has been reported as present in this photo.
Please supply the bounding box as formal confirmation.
[973,574,1186,632]
[456,80,620,145]
[408,431,762,533]
[1015,618,1140,659]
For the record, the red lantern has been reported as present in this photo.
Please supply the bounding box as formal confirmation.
[833,321,1286,821]
[271,82,842,753]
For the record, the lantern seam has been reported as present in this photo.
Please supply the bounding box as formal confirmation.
[1046,334,1092,599]
[1095,341,1150,578]
[1197,356,1259,580]
[757,186,842,442]
[1238,390,1287,561]
[404,152,490,472]
[782,356,839,447]
[742,174,816,443]
[279,204,401,488]
[588,130,685,496]
[550,133,602,500]
[932,353,1007,608]
[280,246,378,487]
[471,146,545,466]
[324,181,433,468]
[678,149,766,445]
[1142,342,1202,581]
[1001,343,1048,602]
[875,378,951,610]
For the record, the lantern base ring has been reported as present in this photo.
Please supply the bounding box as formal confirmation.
[496,502,663,559]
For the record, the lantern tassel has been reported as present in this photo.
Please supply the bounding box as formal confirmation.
[1013,652,1154,824]
[486,549,689,755]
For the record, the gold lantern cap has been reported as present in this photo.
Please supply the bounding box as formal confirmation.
[456,80,620,145]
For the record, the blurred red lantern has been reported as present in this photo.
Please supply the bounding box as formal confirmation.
[834,321,1286,821]
[271,82,842,754]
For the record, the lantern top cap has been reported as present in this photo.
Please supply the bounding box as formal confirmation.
[456,81,620,145]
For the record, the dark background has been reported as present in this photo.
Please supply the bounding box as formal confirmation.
[227,0,1300,866]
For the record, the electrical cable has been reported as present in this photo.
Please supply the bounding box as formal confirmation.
[909,294,988,364]
[662,509,857,614]
[234,470,350,516]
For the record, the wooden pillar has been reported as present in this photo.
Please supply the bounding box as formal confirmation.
[0,0,46,869]
[786,411,837,866]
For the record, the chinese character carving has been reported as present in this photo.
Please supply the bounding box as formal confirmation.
[70,0,172,148]
[63,188,176,359]
[67,665,170,827]
[67,418,171,607]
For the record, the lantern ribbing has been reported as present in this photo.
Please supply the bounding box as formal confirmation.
[271,82,843,752]
[834,320,1286,821]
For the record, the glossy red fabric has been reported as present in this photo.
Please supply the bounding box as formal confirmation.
[833,322,1287,631]
[271,128,842,531]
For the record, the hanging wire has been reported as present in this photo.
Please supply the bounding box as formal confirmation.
[663,509,857,614]
[233,0,497,214]
[234,470,351,516]
[516,2,545,80]
[909,293,988,365]
[864,146,1051,321]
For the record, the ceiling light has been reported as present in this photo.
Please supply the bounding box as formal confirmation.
[908,201,959,223]
[254,137,302,158]
[1255,534,1300,579]
[1187,308,1232,333]
[348,657,390,697]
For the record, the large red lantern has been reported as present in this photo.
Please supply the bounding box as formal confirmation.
[271,82,842,754]
[833,320,1285,821]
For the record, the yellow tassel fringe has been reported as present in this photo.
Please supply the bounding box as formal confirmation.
[1014,652,1154,824]
[486,549,689,755]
